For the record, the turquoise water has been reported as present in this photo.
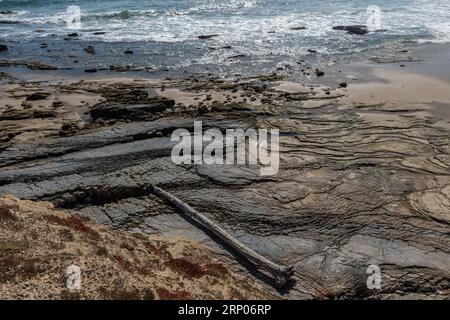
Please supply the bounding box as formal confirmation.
[1,0,450,73]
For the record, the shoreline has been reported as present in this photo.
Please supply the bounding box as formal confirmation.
[0,41,449,299]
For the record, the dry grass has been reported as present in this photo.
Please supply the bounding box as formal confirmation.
[0,255,47,283]
[204,263,229,278]
[0,241,26,251]
[0,195,277,300]
[43,214,100,239]
[166,258,207,279]
[156,288,191,300]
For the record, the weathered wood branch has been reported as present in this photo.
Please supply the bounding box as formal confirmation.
[151,185,294,288]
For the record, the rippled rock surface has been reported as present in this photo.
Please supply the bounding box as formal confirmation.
[0,76,449,299]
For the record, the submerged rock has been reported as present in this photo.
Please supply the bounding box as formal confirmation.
[290,26,306,30]
[227,54,246,59]
[84,45,96,55]
[198,34,219,40]
[0,20,19,24]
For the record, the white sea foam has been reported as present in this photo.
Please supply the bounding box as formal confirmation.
[1,0,449,55]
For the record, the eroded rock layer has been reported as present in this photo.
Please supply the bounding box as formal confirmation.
[0,76,449,299]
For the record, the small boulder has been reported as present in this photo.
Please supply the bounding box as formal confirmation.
[227,54,246,59]
[59,122,80,137]
[0,44,7,52]
[290,26,306,30]
[315,69,325,77]
[210,102,231,112]
[198,34,219,40]
[84,45,96,54]
[332,25,369,35]
[26,92,51,101]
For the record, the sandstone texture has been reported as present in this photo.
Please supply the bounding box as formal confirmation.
[0,75,449,299]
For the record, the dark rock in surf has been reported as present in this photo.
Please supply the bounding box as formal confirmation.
[210,102,231,112]
[198,34,219,40]
[84,45,96,55]
[290,26,306,30]
[315,69,325,77]
[332,25,369,35]
[0,45,7,52]
[227,54,246,59]
[208,45,232,50]
[0,20,20,24]
[59,123,80,137]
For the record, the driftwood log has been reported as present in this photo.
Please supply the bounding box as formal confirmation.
[151,185,295,288]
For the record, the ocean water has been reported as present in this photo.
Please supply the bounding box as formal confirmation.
[1,0,450,74]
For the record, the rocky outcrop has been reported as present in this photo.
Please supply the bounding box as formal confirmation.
[0,76,449,299]
[90,98,175,121]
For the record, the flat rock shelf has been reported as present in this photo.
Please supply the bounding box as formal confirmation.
[0,75,449,299]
